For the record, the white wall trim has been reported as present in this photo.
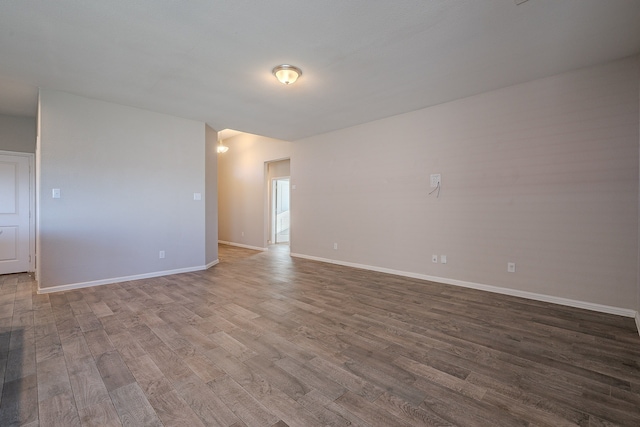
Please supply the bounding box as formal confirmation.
[218,240,268,251]
[37,265,207,294]
[290,252,638,319]
[205,259,219,269]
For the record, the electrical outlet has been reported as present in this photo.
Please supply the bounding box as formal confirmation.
[430,174,441,188]
[440,255,447,264]
[159,250,165,259]
[432,254,438,263]
[507,262,516,273]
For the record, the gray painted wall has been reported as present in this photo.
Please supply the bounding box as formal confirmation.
[290,56,639,311]
[0,114,36,153]
[214,57,640,310]
[38,90,208,289]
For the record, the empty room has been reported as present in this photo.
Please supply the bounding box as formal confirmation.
[1,1,640,426]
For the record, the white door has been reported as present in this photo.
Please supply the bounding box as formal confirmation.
[0,153,31,274]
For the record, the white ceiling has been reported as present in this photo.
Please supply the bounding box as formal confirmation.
[0,0,639,141]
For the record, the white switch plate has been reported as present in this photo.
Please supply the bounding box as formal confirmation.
[52,188,61,199]
[334,243,338,250]
[432,254,438,263]
[159,250,165,259]
[440,255,447,264]
[507,262,516,273]
[193,192,201,200]
[430,174,441,188]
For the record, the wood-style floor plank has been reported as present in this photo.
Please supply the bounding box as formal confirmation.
[1,245,640,426]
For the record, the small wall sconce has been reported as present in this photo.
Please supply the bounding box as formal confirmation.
[217,140,229,153]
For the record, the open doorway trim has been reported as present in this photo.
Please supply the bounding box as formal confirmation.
[271,176,290,245]
[264,158,291,248]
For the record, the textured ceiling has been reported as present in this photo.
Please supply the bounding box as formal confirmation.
[0,0,639,141]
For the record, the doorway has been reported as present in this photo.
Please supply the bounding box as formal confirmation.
[0,151,34,275]
[266,159,290,246]
[271,177,290,244]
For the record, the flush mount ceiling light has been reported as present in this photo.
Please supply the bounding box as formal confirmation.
[272,64,302,85]
[217,140,229,154]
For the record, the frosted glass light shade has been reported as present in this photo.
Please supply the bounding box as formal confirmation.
[217,142,229,153]
[273,65,302,85]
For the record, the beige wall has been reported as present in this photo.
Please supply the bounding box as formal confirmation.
[217,133,292,249]
[292,56,639,311]
[267,159,290,180]
[0,114,36,153]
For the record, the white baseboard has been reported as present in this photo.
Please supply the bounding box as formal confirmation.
[37,265,208,294]
[205,259,220,269]
[218,240,268,252]
[290,252,638,319]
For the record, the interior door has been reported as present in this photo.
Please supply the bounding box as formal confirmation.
[0,153,31,274]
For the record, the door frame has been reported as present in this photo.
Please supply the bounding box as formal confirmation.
[270,176,290,244]
[0,150,36,273]
[264,157,291,248]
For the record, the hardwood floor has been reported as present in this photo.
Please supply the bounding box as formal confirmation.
[1,243,640,426]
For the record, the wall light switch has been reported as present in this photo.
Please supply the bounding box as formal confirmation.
[440,255,447,264]
[193,193,201,200]
[52,188,61,199]
[507,262,516,273]
[430,174,441,188]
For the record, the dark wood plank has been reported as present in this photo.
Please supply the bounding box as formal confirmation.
[66,355,112,411]
[109,382,163,427]
[147,389,206,427]
[0,374,38,426]
[123,354,173,398]
[77,400,122,427]
[38,391,82,427]
[176,376,240,427]
[335,390,414,427]
[37,355,72,402]
[95,350,136,392]
[207,374,279,427]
